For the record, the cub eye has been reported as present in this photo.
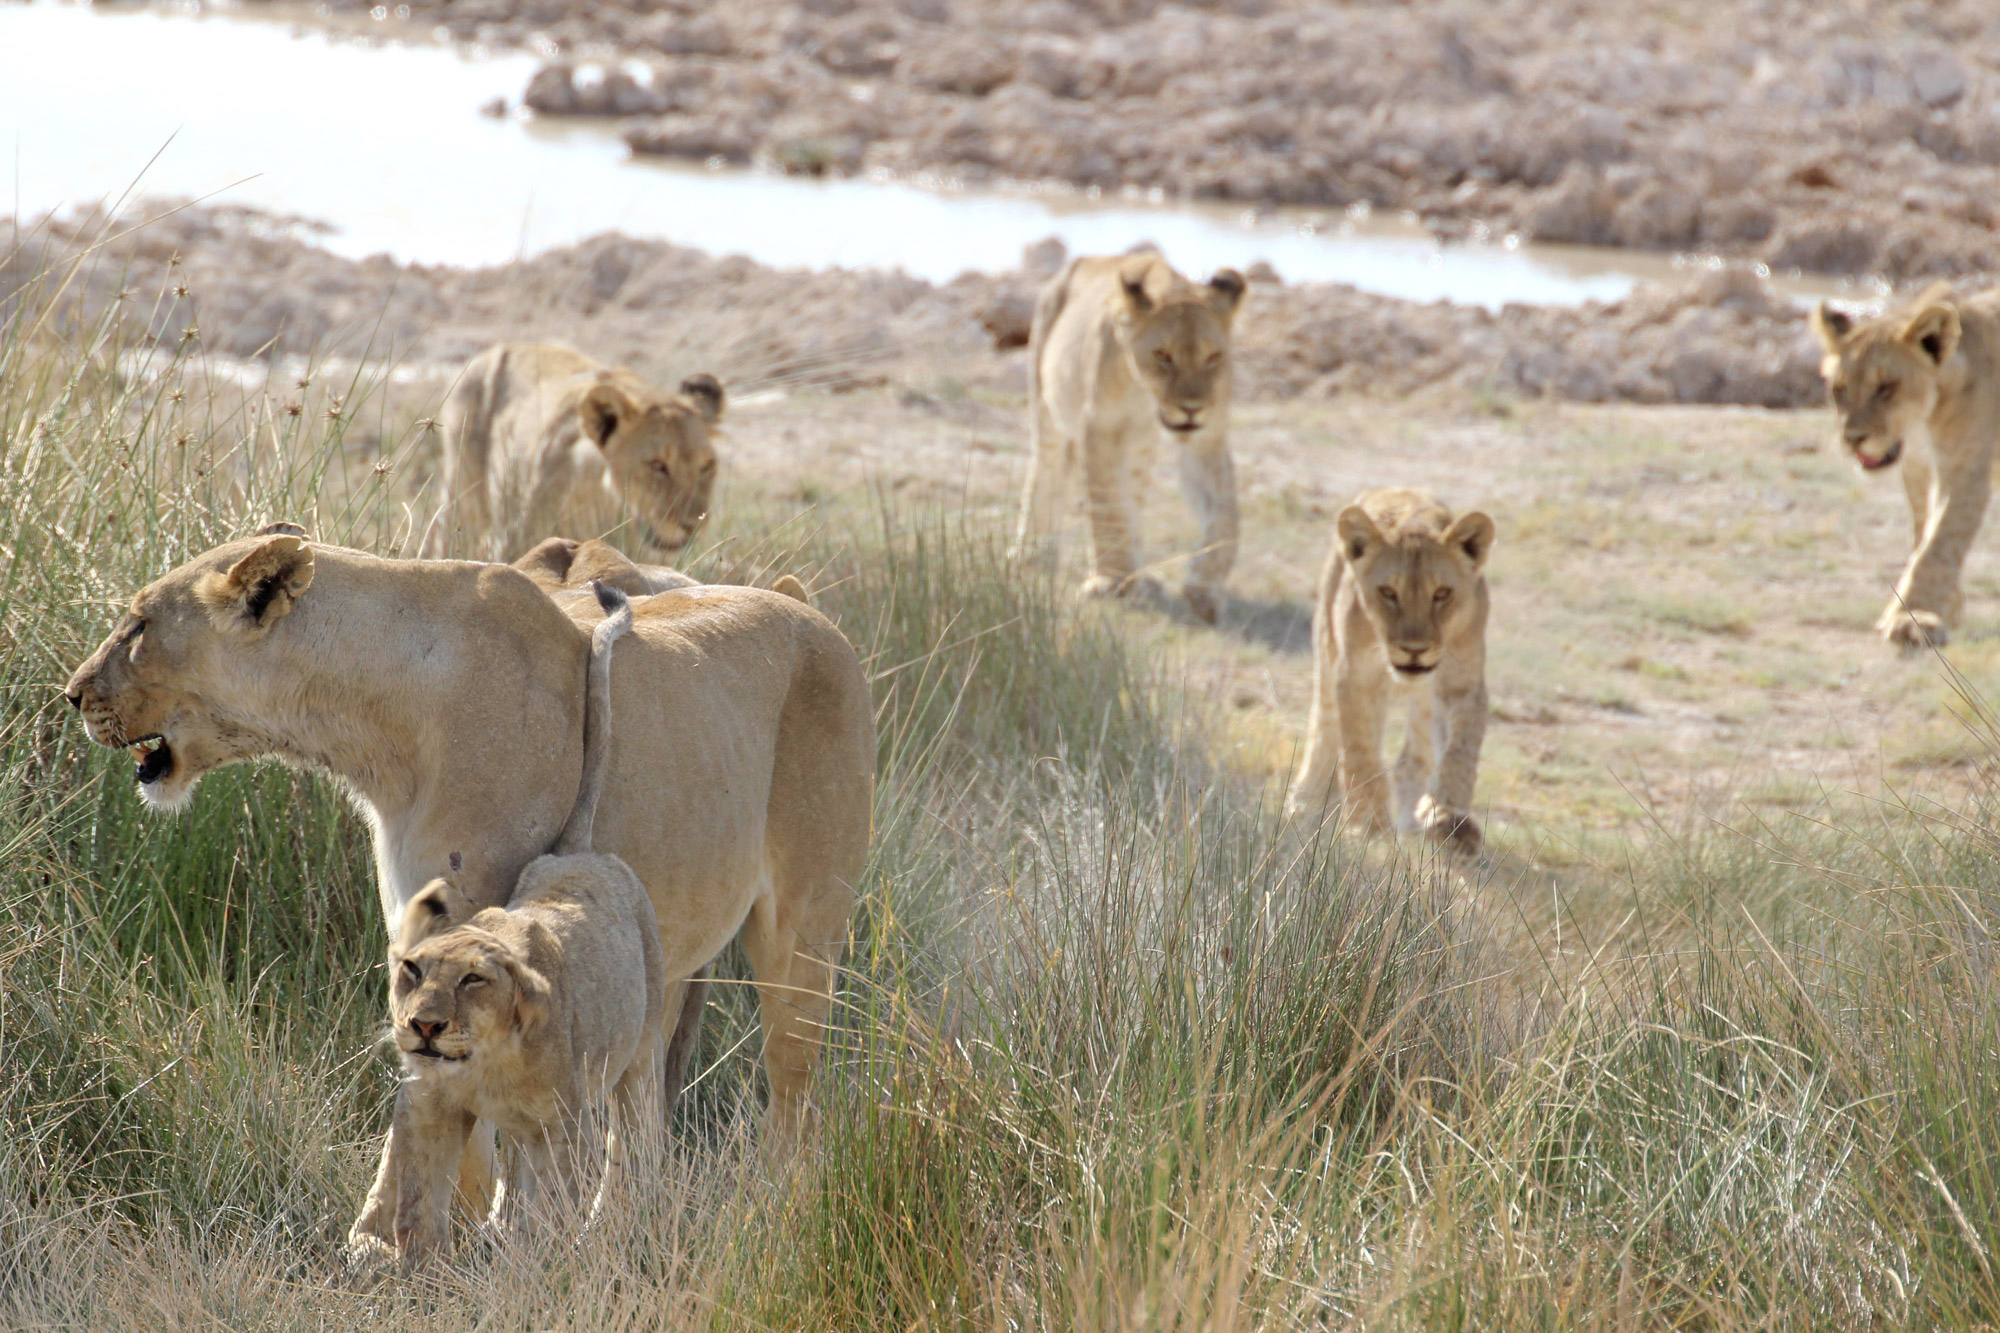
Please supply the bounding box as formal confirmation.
[459,973,486,988]
[1433,587,1452,604]
[399,960,421,986]
[651,461,672,476]
[1153,349,1173,366]
[1205,352,1224,369]
[699,458,717,477]
[1377,586,1398,604]
[1874,382,1897,403]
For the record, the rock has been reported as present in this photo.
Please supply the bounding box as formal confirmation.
[1765,219,1882,274]
[624,115,761,164]
[1612,179,1702,248]
[1021,236,1068,279]
[638,15,734,57]
[1700,194,1777,245]
[1907,48,1967,109]
[977,288,1036,348]
[1523,163,1616,246]
[523,63,577,116]
[1245,259,1281,285]
[812,13,905,75]
[900,33,1016,94]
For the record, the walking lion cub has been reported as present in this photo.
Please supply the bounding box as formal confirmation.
[355,582,666,1265]
[1287,489,1494,855]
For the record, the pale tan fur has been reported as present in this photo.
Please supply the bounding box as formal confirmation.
[1811,284,2000,649]
[511,536,812,604]
[1287,489,1494,856]
[64,532,874,1253]
[1012,253,1247,624]
[435,342,725,560]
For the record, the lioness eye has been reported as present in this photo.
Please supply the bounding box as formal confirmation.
[459,973,485,988]
[399,960,421,985]
[1874,382,1897,403]
[699,458,717,476]
[1434,588,1452,604]
[651,461,671,476]
[1377,586,1398,603]
[1153,349,1172,366]
[1206,352,1224,369]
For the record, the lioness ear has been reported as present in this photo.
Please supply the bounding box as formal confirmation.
[1207,269,1246,318]
[1444,511,1496,570]
[578,382,633,449]
[1118,258,1155,316]
[195,534,314,632]
[679,372,725,425]
[1901,299,1961,365]
[1810,301,1852,352]
[511,536,581,590]
[392,879,458,955]
[255,520,309,539]
[1336,505,1384,564]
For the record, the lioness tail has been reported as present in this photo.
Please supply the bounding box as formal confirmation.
[554,580,632,855]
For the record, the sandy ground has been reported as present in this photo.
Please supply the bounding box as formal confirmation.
[270,0,2000,284]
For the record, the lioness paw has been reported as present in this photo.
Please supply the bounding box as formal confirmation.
[1881,608,1949,651]
[1415,796,1483,857]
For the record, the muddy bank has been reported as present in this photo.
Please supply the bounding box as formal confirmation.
[294,0,2000,284]
[4,204,1823,410]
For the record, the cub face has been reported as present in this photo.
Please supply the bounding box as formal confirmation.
[62,528,317,810]
[1811,293,1960,472]
[1115,258,1246,436]
[577,373,725,552]
[389,881,549,1065]
[1338,506,1494,676]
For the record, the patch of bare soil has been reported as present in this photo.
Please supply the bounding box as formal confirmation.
[291,0,2000,284]
[4,202,1825,409]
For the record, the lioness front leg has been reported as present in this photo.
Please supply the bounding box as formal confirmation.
[1882,450,1987,649]
[1333,660,1393,837]
[1079,421,1153,603]
[1173,437,1238,625]
[1414,674,1487,857]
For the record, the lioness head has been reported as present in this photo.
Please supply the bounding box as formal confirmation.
[1811,286,1960,472]
[1115,257,1246,436]
[63,525,317,810]
[1338,504,1494,676]
[388,880,551,1064]
[578,372,725,552]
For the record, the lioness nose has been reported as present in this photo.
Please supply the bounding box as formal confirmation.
[62,683,82,709]
[411,1018,445,1042]
[1842,427,1870,446]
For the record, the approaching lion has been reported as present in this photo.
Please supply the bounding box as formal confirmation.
[1012,253,1246,624]
[1286,489,1494,855]
[63,528,874,1251]
[435,342,725,559]
[363,583,665,1265]
[1811,284,2000,649]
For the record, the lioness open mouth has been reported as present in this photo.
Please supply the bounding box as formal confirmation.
[1162,418,1201,434]
[1857,439,1903,471]
[129,734,174,786]
[1393,663,1437,676]
[409,1044,468,1063]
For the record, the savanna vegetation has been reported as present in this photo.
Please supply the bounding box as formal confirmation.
[6,222,2000,1331]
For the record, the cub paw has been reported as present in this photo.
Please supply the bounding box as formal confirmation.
[1880,608,1949,651]
[1414,796,1483,857]
[1079,573,1167,606]
[1182,584,1223,625]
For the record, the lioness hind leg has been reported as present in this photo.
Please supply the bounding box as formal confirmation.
[741,890,848,1151]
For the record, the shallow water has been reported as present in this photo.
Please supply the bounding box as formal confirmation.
[2,2,1803,307]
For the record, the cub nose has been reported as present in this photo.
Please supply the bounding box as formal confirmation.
[410,1018,445,1042]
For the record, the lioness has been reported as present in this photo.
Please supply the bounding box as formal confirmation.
[368,582,665,1265]
[1012,253,1246,624]
[1811,284,2000,649]
[511,535,811,606]
[435,342,725,559]
[1286,489,1494,855]
[64,527,874,1251]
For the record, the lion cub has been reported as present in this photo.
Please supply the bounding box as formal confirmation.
[1287,489,1495,855]
[362,582,667,1264]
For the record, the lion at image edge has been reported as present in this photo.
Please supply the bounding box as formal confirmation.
[1811,282,2000,651]
[61,523,875,1245]
[1287,488,1494,857]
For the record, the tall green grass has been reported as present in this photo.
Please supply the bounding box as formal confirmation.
[4,227,2000,1329]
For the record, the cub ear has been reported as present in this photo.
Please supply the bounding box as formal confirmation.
[770,573,812,604]
[679,372,725,425]
[195,534,314,632]
[1118,257,1156,316]
[1336,505,1385,564]
[392,878,458,956]
[1810,301,1853,352]
[1901,298,1961,365]
[255,520,309,539]
[511,536,582,590]
[503,930,554,1038]
[1444,511,1496,570]
[578,382,634,449]
[1206,268,1247,318]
